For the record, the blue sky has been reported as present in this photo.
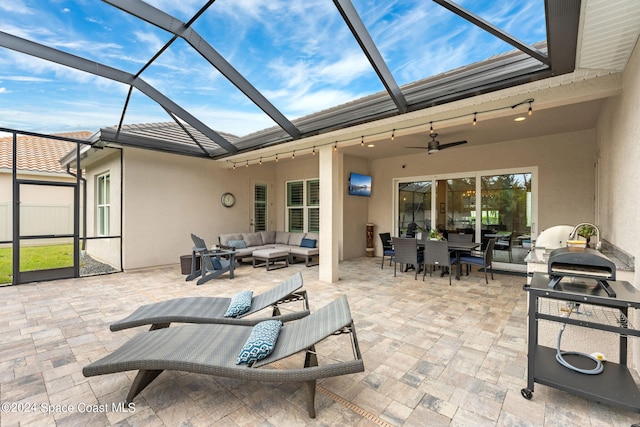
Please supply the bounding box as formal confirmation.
[0,0,546,137]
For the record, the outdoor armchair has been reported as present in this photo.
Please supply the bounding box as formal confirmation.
[187,233,237,284]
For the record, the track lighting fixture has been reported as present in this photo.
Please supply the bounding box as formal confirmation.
[227,98,533,167]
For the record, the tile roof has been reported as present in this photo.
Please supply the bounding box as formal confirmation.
[0,131,92,175]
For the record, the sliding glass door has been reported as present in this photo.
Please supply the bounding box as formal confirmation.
[479,173,532,265]
[397,181,431,237]
[395,168,535,271]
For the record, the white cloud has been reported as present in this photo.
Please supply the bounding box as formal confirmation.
[0,87,8,94]
[0,1,32,14]
[0,75,52,82]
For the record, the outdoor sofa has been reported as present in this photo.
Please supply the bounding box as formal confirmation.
[219,231,319,266]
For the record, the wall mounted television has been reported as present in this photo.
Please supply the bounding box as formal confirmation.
[348,173,372,197]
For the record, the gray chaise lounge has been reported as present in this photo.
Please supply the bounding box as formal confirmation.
[84,295,364,418]
[110,272,309,331]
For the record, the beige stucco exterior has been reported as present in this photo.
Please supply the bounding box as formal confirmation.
[107,127,598,272]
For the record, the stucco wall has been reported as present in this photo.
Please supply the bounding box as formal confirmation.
[121,147,277,270]
[343,154,370,260]
[367,129,596,255]
[595,38,640,371]
[83,149,122,267]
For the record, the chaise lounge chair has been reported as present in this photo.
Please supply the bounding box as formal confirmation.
[84,295,364,418]
[110,272,309,331]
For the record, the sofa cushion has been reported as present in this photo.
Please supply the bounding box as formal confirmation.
[219,233,243,246]
[275,231,291,245]
[288,232,306,246]
[242,232,263,247]
[289,246,319,256]
[233,247,255,258]
[261,231,276,244]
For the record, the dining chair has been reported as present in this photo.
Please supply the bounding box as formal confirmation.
[391,237,424,280]
[459,238,496,284]
[379,232,395,268]
[422,240,457,285]
[493,232,513,262]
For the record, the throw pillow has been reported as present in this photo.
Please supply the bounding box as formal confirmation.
[224,290,253,317]
[261,231,276,244]
[300,238,316,248]
[288,232,305,246]
[275,231,291,244]
[227,239,247,249]
[211,257,223,270]
[236,320,282,365]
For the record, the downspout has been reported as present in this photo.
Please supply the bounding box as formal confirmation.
[66,165,87,252]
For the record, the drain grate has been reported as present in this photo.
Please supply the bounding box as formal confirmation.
[272,360,392,425]
[317,386,393,427]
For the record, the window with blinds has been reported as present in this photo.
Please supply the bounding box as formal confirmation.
[253,184,267,232]
[286,179,319,233]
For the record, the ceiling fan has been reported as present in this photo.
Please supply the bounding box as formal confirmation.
[407,133,467,154]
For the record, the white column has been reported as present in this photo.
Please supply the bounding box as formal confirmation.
[318,145,341,283]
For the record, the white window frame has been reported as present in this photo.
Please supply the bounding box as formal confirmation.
[96,172,110,236]
[253,182,268,232]
[286,178,319,233]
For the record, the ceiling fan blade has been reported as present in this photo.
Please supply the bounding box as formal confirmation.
[438,140,467,150]
[406,146,430,149]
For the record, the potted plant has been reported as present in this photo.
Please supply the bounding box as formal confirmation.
[428,229,444,240]
[578,225,596,248]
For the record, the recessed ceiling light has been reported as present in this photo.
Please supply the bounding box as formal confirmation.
[367,144,375,147]
[514,116,526,122]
